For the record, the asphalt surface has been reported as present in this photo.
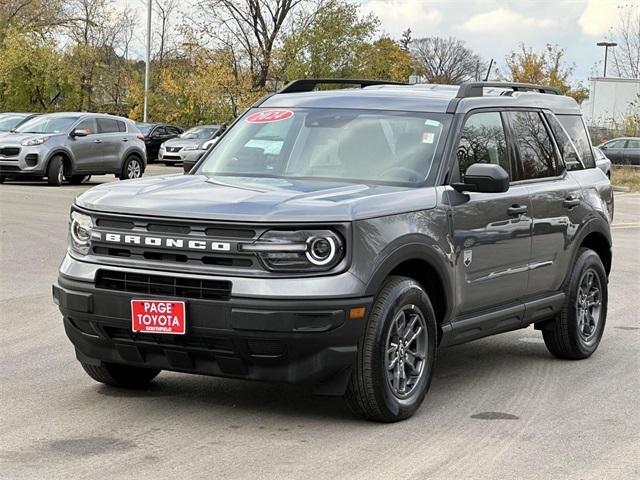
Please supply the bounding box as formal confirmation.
[1,166,639,480]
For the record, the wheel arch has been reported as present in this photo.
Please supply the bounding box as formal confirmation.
[45,149,74,176]
[364,242,454,340]
[570,218,612,279]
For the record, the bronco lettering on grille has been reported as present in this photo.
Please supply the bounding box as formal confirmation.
[104,233,231,251]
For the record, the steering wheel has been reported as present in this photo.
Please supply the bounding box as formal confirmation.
[379,166,423,182]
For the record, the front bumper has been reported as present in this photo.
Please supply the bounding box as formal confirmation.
[53,273,372,395]
[0,144,47,177]
[158,148,204,164]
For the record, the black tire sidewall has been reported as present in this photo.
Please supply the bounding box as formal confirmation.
[47,156,63,186]
[565,249,608,356]
[121,156,142,179]
[369,280,437,420]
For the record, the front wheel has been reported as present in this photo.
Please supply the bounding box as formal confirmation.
[81,362,160,388]
[119,155,144,180]
[46,155,64,186]
[542,248,608,359]
[345,276,437,422]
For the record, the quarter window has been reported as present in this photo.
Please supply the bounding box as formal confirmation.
[556,115,595,168]
[508,111,559,180]
[545,113,580,170]
[457,112,510,179]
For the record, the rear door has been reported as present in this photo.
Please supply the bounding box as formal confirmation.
[624,139,640,165]
[448,110,532,315]
[96,117,122,170]
[508,110,584,297]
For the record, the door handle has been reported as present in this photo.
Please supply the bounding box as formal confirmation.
[93,139,102,144]
[508,205,528,216]
[122,138,129,142]
[563,196,580,209]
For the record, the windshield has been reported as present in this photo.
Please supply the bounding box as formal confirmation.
[16,116,79,134]
[136,123,153,134]
[181,126,217,140]
[0,114,29,132]
[198,108,449,186]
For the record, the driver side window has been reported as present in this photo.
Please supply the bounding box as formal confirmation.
[457,112,510,180]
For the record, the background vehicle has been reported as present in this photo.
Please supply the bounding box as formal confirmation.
[0,112,146,186]
[159,124,219,166]
[137,123,183,162]
[54,80,612,422]
[0,112,39,135]
[593,147,612,178]
[598,137,640,165]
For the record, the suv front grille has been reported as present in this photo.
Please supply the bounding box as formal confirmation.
[0,147,20,157]
[96,270,232,300]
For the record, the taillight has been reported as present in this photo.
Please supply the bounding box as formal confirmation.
[136,134,145,141]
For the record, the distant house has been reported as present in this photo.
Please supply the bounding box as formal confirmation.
[581,77,640,128]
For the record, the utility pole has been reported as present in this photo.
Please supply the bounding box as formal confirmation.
[143,0,152,122]
[596,41,617,77]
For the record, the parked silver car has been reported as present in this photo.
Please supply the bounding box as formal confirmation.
[593,147,611,178]
[159,125,219,166]
[0,112,146,186]
[0,112,40,136]
[598,137,640,165]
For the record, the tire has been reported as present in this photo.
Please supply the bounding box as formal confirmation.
[67,174,91,185]
[0,175,5,184]
[119,155,144,180]
[81,362,160,388]
[345,276,437,422]
[46,155,64,186]
[542,248,608,359]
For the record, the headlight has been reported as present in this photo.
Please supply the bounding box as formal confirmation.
[69,210,94,255]
[182,145,200,151]
[21,136,49,146]
[240,229,344,272]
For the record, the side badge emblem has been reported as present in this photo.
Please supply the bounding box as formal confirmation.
[464,249,472,267]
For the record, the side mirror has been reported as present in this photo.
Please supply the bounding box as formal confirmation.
[71,128,88,138]
[452,163,509,193]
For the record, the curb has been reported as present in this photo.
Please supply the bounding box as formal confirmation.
[612,185,631,192]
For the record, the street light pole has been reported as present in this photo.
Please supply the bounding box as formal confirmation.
[596,41,617,77]
[143,0,152,122]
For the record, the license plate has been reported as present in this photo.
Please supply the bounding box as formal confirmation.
[131,300,186,334]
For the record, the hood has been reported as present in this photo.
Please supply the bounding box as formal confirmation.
[0,132,63,145]
[163,138,204,149]
[75,174,438,222]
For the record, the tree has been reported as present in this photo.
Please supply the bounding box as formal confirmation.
[279,0,378,80]
[610,6,640,79]
[360,37,413,82]
[410,36,484,84]
[399,28,411,52]
[504,43,589,103]
[196,0,307,89]
[0,0,66,41]
[154,0,178,70]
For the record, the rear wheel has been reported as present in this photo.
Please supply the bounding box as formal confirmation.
[81,362,160,388]
[542,248,608,359]
[345,276,437,422]
[119,155,143,180]
[46,155,64,186]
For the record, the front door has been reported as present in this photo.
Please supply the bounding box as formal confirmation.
[448,111,532,316]
[68,117,100,172]
[601,139,625,163]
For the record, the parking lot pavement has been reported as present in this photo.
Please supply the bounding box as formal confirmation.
[1,175,638,480]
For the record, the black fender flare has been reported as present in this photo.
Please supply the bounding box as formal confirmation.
[121,147,147,167]
[364,236,455,324]
[44,148,76,175]
[564,216,612,284]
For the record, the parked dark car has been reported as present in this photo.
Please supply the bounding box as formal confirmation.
[136,123,183,161]
[598,137,640,165]
[0,112,40,135]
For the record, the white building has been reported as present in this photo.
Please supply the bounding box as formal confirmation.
[581,77,640,127]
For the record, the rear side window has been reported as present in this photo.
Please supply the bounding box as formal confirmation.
[97,118,120,134]
[117,120,127,133]
[627,139,640,149]
[545,113,581,170]
[457,112,511,179]
[508,111,559,180]
[556,115,595,168]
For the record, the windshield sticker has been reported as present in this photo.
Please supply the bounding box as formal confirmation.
[424,119,441,127]
[422,132,435,144]
[245,110,294,124]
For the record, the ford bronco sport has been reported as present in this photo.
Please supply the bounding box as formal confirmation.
[53,80,613,422]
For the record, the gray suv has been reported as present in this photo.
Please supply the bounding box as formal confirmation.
[53,80,613,422]
[0,112,146,185]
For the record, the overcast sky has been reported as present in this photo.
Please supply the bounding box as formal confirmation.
[360,0,638,82]
[126,0,638,83]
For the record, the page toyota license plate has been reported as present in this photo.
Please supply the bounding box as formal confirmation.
[131,300,186,334]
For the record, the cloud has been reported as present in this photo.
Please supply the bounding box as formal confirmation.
[579,0,621,36]
[460,7,558,33]
[364,1,443,36]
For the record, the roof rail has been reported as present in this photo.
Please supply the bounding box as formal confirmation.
[278,78,408,94]
[456,82,562,98]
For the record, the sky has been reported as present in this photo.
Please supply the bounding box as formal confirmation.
[123,0,639,83]
[359,0,639,81]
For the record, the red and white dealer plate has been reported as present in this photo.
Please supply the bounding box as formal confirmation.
[131,300,186,335]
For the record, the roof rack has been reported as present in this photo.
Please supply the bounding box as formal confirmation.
[456,81,562,98]
[278,78,408,94]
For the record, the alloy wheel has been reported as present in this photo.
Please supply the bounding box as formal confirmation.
[576,268,602,342]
